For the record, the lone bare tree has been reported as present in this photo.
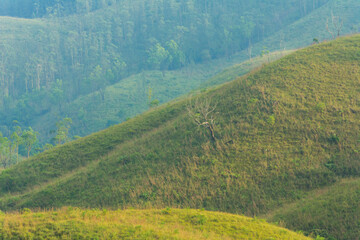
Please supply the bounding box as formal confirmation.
[326,13,343,39]
[187,97,217,141]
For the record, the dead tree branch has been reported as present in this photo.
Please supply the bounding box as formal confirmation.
[187,97,217,141]
[326,13,343,39]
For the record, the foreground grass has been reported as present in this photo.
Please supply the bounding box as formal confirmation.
[266,178,360,240]
[0,208,311,240]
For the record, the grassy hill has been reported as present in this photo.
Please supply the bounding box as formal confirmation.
[266,178,360,240]
[0,35,359,238]
[0,208,311,240]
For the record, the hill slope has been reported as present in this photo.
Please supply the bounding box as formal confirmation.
[0,35,359,238]
[266,178,360,240]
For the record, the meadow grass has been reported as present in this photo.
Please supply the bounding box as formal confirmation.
[0,208,311,240]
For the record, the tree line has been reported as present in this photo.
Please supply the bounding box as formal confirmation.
[0,0,116,18]
[0,118,73,169]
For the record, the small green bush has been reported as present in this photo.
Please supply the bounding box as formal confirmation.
[315,102,326,112]
[267,115,276,125]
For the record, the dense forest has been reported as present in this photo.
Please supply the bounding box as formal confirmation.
[0,0,116,18]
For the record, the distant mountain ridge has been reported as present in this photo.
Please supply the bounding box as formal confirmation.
[0,0,113,18]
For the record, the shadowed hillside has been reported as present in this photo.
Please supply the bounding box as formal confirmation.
[266,178,360,240]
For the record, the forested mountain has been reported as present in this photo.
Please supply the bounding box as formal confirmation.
[253,0,360,52]
[1,0,328,100]
[0,0,330,142]
[0,0,115,18]
[0,35,359,239]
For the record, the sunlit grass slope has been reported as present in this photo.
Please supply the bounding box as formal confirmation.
[0,34,359,227]
[0,208,311,240]
[266,178,360,240]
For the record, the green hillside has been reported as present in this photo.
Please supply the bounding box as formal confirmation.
[0,208,311,240]
[0,35,359,238]
[266,178,360,240]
